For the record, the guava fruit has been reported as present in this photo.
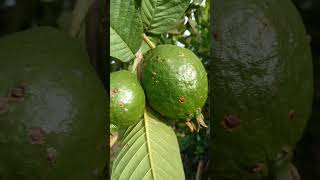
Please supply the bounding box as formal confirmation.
[210,0,313,179]
[0,27,106,179]
[141,45,208,131]
[110,70,145,128]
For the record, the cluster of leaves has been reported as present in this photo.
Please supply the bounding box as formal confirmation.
[110,0,210,179]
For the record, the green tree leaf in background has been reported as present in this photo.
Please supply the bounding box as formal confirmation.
[111,109,185,180]
[141,0,190,34]
[110,0,143,62]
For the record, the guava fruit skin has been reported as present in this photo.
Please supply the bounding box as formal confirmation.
[110,70,145,128]
[141,45,208,121]
[210,0,313,179]
[0,27,106,179]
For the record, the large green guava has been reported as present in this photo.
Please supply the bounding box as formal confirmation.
[210,0,313,179]
[110,70,145,128]
[0,27,106,179]
[141,45,208,131]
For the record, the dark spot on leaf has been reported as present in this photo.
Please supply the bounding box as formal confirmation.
[29,128,46,144]
[288,110,295,121]
[179,96,185,104]
[222,113,241,131]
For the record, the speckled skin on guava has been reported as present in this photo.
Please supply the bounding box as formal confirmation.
[210,0,313,179]
[110,70,145,128]
[141,45,208,121]
[0,27,107,179]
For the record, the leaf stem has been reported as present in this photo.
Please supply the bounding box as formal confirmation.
[131,49,143,74]
[69,0,94,38]
[143,33,156,49]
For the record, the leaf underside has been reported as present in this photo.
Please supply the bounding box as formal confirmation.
[111,110,185,180]
[110,0,143,62]
[141,0,190,34]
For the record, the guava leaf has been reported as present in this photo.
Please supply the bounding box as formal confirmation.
[111,109,185,179]
[110,0,143,62]
[141,0,190,34]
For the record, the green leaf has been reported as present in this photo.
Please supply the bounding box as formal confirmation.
[141,0,190,34]
[110,0,143,62]
[111,110,185,179]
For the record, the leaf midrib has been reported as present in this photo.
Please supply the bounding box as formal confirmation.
[144,110,157,180]
[145,0,160,31]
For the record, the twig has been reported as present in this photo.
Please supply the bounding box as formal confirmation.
[196,160,204,180]
[132,49,143,74]
[143,33,156,49]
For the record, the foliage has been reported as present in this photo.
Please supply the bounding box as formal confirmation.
[110,0,210,179]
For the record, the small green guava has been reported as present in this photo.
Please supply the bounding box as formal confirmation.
[110,70,145,128]
[141,45,208,131]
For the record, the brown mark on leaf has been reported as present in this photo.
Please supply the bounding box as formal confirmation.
[222,113,241,131]
[179,96,185,104]
[111,88,119,97]
[251,163,265,173]
[288,110,295,121]
[29,128,46,144]
[47,147,57,165]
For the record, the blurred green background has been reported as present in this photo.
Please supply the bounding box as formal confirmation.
[292,0,320,179]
